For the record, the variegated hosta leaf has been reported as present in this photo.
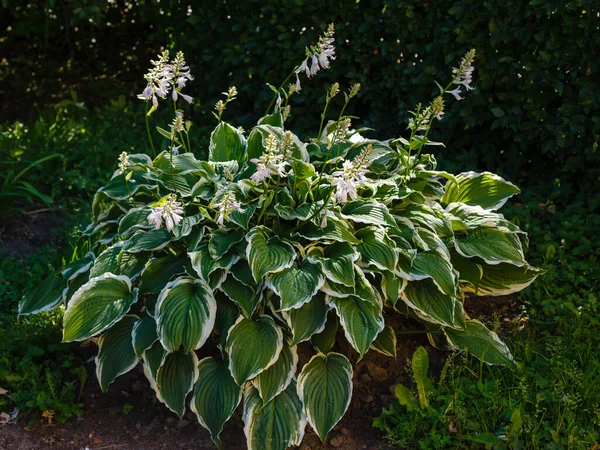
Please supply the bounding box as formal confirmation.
[246,226,296,282]
[267,262,324,310]
[139,254,188,293]
[226,315,283,385]
[220,276,260,316]
[401,279,466,330]
[123,229,173,253]
[306,242,358,287]
[142,341,166,393]
[60,253,95,281]
[156,277,216,353]
[132,314,159,357]
[297,352,353,441]
[459,259,542,296]
[356,227,398,272]
[444,320,516,369]
[156,348,199,418]
[209,121,248,166]
[329,295,384,358]
[445,202,523,233]
[442,171,520,211]
[410,250,457,296]
[209,227,246,259]
[63,274,138,342]
[191,357,242,446]
[243,381,306,450]
[96,315,139,392]
[341,200,398,228]
[117,207,151,236]
[283,293,329,345]
[297,217,361,245]
[252,344,298,404]
[371,325,397,358]
[454,227,526,266]
[311,310,339,353]
[90,242,147,280]
[19,273,65,316]
[189,243,239,282]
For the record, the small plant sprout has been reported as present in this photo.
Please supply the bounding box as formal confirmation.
[212,191,243,226]
[147,193,184,231]
[214,86,238,122]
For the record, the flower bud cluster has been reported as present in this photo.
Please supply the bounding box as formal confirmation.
[331,144,373,203]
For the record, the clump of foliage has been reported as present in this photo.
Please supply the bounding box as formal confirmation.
[20,27,539,450]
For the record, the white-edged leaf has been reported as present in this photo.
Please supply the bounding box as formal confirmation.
[132,314,159,357]
[267,262,324,310]
[401,279,465,330]
[329,295,384,358]
[283,293,329,345]
[243,380,306,450]
[191,357,242,446]
[63,274,138,342]
[306,242,358,287]
[96,315,139,392]
[297,352,353,441]
[341,200,397,228]
[410,250,457,296]
[91,242,146,280]
[156,277,216,353]
[442,171,520,210]
[454,227,526,266]
[253,344,298,405]
[444,320,516,369]
[246,226,296,282]
[156,348,199,418]
[124,229,172,253]
[371,325,396,358]
[19,273,65,316]
[226,315,283,385]
[468,262,543,296]
[356,227,398,272]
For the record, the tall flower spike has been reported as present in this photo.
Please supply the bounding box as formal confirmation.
[446,49,476,102]
[138,50,172,107]
[168,51,193,103]
[250,134,289,183]
[117,151,130,174]
[212,192,243,227]
[298,24,336,81]
[331,144,372,203]
[147,194,184,232]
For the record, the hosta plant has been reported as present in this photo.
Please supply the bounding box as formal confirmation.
[20,26,540,450]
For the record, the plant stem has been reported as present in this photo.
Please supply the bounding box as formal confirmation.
[145,103,156,157]
[264,69,297,116]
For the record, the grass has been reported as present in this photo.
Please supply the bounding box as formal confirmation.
[374,202,600,449]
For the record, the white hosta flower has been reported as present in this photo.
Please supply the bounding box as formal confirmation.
[447,87,463,101]
[249,134,289,183]
[297,24,335,80]
[117,151,130,174]
[446,49,476,102]
[168,51,194,104]
[212,192,243,226]
[138,50,173,107]
[330,144,372,203]
[147,194,184,232]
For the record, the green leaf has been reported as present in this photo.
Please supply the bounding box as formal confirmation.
[330,296,384,358]
[124,229,172,253]
[226,315,283,385]
[297,353,353,441]
[410,250,457,296]
[63,274,138,342]
[371,325,396,358]
[156,277,216,353]
[283,293,329,345]
[139,254,188,294]
[142,341,166,393]
[412,346,431,409]
[132,314,159,357]
[99,171,158,200]
[341,200,397,228]
[220,276,259,316]
[306,242,358,287]
[454,227,526,266]
[209,122,247,165]
[246,226,296,282]
[310,310,338,353]
[243,381,306,450]
[156,348,199,418]
[356,227,398,272]
[96,315,139,392]
[118,207,151,236]
[19,273,65,315]
[91,242,146,280]
[267,262,324,310]
[442,171,520,210]
[191,357,242,446]
[291,159,316,180]
[209,227,245,258]
[189,243,239,282]
[401,279,465,330]
[394,384,418,411]
[253,344,298,405]
[467,262,543,296]
[297,218,361,245]
[444,320,516,368]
